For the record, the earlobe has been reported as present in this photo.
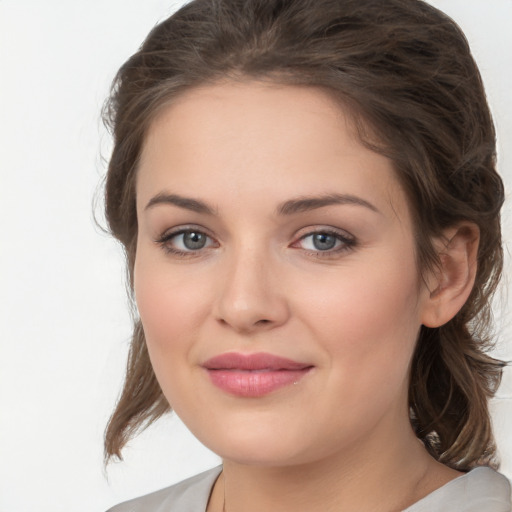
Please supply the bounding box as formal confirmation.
[421,223,480,328]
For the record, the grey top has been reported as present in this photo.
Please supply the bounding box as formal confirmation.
[107,465,512,512]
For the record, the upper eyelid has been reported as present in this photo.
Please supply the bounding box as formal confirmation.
[156,224,215,241]
[294,225,355,240]
[156,224,352,236]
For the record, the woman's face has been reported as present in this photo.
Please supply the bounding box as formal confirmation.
[134,82,432,466]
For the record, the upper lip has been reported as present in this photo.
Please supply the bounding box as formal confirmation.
[202,352,312,371]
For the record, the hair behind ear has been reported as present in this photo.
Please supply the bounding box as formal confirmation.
[104,321,169,464]
[410,321,504,469]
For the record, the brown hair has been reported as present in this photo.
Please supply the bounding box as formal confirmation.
[103,0,505,470]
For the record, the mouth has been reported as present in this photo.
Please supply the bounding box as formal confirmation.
[202,352,314,397]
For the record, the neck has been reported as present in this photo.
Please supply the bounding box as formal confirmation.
[211,420,459,512]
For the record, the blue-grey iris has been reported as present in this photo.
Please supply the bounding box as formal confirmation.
[183,231,207,250]
[313,233,337,251]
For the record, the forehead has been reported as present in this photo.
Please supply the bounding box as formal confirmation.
[137,81,409,221]
[141,80,356,164]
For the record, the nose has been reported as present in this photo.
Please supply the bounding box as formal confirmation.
[213,246,290,334]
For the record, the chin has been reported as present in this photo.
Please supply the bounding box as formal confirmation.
[183,418,304,466]
[191,421,342,469]
[217,445,311,468]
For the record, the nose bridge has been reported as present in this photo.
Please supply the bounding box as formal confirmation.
[215,239,288,332]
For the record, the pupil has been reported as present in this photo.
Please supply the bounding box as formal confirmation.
[183,232,206,250]
[313,233,336,251]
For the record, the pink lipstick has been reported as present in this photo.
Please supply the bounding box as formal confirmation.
[202,352,313,397]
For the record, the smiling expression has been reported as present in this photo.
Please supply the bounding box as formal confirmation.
[134,81,432,466]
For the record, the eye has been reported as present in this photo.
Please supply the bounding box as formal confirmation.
[156,227,217,256]
[301,232,340,251]
[176,231,210,250]
[293,229,356,256]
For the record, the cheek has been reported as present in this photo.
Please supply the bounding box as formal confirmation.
[133,253,208,363]
[133,256,213,413]
[296,252,422,386]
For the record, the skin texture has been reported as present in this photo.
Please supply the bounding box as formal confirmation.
[134,82,476,512]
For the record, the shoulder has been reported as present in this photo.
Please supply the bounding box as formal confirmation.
[106,466,222,512]
[406,467,511,512]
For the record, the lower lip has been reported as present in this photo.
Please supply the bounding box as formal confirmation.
[206,368,312,397]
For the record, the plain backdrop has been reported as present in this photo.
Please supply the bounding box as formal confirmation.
[0,1,511,511]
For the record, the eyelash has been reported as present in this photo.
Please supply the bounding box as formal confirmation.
[155,227,218,258]
[155,226,357,259]
[293,229,357,258]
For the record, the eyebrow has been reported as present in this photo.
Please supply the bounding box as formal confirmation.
[277,193,380,216]
[144,192,380,216]
[145,193,216,215]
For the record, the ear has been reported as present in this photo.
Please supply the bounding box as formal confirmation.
[420,223,480,328]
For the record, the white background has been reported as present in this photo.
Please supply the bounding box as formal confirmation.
[0,1,511,511]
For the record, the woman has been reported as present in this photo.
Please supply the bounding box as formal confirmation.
[103,0,511,510]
